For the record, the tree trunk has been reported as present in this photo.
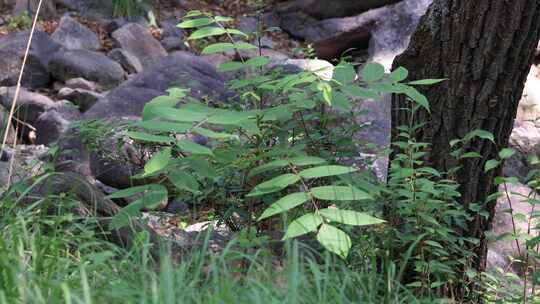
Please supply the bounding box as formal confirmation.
[391,0,540,288]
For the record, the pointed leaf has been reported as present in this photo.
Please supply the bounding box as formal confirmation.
[319,208,384,226]
[317,224,351,259]
[177,139,213,156]
[218,61,246,72]
[201,42,235,54]
[188,27,226,40]
[248,159,289,178]
[389,67,408,82]
[498,148,515,160]
[299,165,357,179]
[177,17,214,29]
[258,192,311,220]
[246,173,300,197]
[283,213,323,239]
[128,131,172,144]
[408,79,446,85]
[484,159,500,172]
[143,147,171,176]
[168,171,200,194]
[311,186,372,201]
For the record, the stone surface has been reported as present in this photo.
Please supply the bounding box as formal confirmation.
[276,0,401,19]
[34,101,80,145]
[54,0,114,18]
[84,51,227,119]
[0,30,62,88]
[112,23,168,71]
[0,105,16,145]
[108,48,143,74]
[12,0,57,18]
[0,86,56,127]
[58,87,104,112]
[65,77,102,92]
[279,11,375,60]
[51,15,101,51]
[49,49,125,88]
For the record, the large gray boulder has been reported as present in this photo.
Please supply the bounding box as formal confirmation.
[279,9,381,60]
[0,30,62,88]
[0,86,56,126]
[51,15,101,51]
[276,0,401,19]
[112,23,168,71]
[49,49,125,88]
[84,51,227,119]
[57,52,227,189]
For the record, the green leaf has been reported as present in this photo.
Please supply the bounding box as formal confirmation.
[332,91,352,111]
[133,121,191,133]
[311,186,372,201]
[177,139,213,156]
[248,159,289,178]
[464,129,495,143]
[188,27,226,40]
[316,224,351,259]
[342,85,380,100]
[193,127,238,140]
[235,42,258,50]
[106,184,157,199]
[299,165,357,179]
[143,147,171,176]
[317,82,333,105]
[177,17,214,29]
[258,192,311,220]
[498,148,515,160]
[184,10,203,18]
[333,62,356,84]
[389,67,408,82]
[283,213,323,239]
[168,171,200,194]
[201,42,235,54]
[214,16,234,22]
[361,62,385,82]
[403,86,430,112]
[408,79,446,85]
[246,173,300,197]
[218,61,245,72]
[128,131,172,144]
[289,156,327,167]
[110,200,144,229]
[245,56,269,68]
[460,152,482,159]
[484,159,500,172]
[226,28,248,37]
[319,209,384,226]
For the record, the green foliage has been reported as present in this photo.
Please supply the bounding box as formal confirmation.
[108,10,447,262]
[7,12,32,31]
[112,0,151,18]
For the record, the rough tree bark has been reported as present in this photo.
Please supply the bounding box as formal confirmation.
[391,0,540,284]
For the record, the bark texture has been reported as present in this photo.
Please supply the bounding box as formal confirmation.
[391,0,540,272]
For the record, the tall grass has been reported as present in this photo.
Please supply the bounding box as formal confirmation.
[0,179,418,304]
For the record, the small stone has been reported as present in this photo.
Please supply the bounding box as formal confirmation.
[49,49,126,88]
[108,48,143,74]
[65,78,102,92]
[58,87,104,112]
